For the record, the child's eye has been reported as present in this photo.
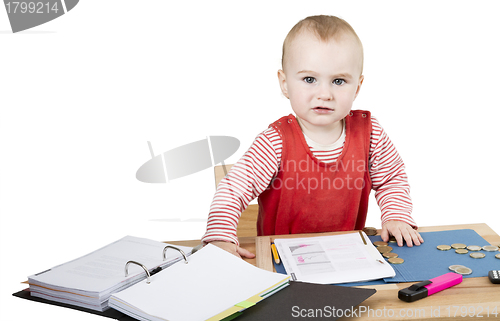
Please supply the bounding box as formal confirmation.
[333,79,345,86]
[303,77,316,84]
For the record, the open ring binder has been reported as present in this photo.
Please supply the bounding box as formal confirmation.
[123,246,188,286]
[125,261,152,284]
[163,245,189,264]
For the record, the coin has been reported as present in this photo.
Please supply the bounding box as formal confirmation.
[455,267,472,275]
[388,236,397,243]
[363,227,378,236]
[496,253,500,259]
[377,245,393,254]
[470,252,486,259]
[373,241,388,247]
[455,249,468,254]
[388,258,404,264]
[437,245,451,251]
[383,252,399,258]
[466,245,482,251]
[449,265,466,272]
[451,243,466,249]
[482,245,499,252]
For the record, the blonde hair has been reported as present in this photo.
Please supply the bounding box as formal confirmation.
[282,15,364,72]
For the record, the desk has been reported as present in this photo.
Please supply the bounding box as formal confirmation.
[169,223,500,320]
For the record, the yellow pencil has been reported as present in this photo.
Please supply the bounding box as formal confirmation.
[271,243,280,264]
[359,230,367,245]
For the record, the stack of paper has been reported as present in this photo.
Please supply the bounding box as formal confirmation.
[28,236,192,311]
[109,244,290,321]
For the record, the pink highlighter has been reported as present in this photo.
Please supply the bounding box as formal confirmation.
[398,272,463,302]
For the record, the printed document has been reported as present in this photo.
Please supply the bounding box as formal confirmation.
[274,232,395,284]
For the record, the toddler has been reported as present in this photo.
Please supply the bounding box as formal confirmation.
[202,15,423,258]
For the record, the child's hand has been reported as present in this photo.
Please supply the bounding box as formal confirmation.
[381,220,424,247]
[209,241,256,259]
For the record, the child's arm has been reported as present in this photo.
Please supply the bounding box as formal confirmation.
[201,128,281,251]
[209,241,256,259]
[370,117,423,247]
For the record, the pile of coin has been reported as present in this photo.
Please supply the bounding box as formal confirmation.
[373,241,404,264]
[436,243,499,259]
[449,265,473,275]
[363,227,378,236]
[438,243,499,275]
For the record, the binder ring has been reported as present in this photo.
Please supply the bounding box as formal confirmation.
[125,261,151,284]
[163,245,189,264]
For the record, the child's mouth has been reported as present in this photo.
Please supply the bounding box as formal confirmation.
[313,107,334,113]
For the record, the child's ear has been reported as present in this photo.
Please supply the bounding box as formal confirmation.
[277,69,289,99]
[354,75,364,100]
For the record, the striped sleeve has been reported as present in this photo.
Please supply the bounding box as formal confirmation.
[202,116,417,244]
[201,128,281,245]
[370,117,417,228]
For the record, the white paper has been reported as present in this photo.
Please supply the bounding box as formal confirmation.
[28,236,193,310]
[30,236,191,292]
[109,244,290,321]
[274,232,395,284]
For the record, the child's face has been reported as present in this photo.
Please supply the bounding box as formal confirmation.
[278,31,364,130]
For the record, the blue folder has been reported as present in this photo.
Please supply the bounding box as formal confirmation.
[274,229,499,286]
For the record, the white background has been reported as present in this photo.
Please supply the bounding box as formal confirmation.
[1,1,499,320]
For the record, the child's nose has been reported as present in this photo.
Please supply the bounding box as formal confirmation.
[317,83,333,101]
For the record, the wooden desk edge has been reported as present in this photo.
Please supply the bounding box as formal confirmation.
[166,223,500,266]
[166,223,500,320]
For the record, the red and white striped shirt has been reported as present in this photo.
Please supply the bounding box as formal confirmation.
[202,116,416,245]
